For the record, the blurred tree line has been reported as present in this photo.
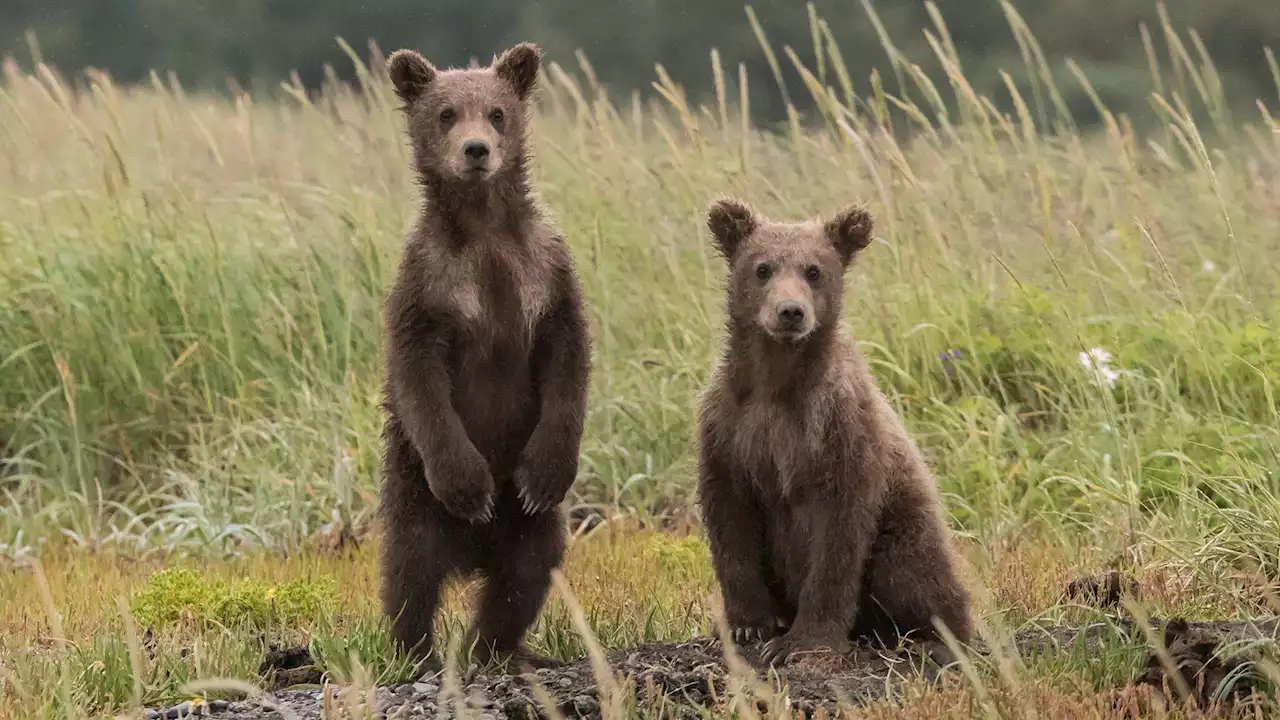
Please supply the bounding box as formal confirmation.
[2,0,1277,128]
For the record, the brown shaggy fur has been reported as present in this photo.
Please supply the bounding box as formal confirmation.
[697,199,972,665]
[379,43,590,668]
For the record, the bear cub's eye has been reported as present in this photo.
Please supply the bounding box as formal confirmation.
[488,108,505,127]
[805,265,821,282]
[439,108,456,124]
[756,264,772,280]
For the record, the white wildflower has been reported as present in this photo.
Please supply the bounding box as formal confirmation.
[1201,259,1217,273]
[1079,347,1119,389]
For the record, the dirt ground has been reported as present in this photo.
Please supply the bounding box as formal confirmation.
[143,616,1278,719]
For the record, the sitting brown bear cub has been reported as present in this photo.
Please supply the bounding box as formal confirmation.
[379,42,590,669]
[697,199,972,665]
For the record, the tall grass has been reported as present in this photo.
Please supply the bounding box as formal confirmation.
[0,1,1278,577]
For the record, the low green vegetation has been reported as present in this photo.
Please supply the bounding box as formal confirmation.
[129,568,338,631]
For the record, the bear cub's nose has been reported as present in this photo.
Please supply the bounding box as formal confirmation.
[463,140,491,164]
[777,302,806,327]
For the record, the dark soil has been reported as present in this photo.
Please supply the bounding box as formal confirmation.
[145,617,1279,719]
[1131,618,1274,710]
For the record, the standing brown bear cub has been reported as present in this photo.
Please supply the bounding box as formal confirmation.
[379,42,590,669]
[697,199,971,665]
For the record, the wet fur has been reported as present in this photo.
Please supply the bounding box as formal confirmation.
[379,43,591,667]
[697,199,972,664]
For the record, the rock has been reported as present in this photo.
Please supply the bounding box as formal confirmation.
[503,697,533,715]
[572,694,599,714]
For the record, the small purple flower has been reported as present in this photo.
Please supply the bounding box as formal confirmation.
[939,349,962,377]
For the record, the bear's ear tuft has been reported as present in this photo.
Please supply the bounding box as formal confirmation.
[494,42,541,100]
[707,198,758,261]
[824,205,874,265]
[387,49,437,104]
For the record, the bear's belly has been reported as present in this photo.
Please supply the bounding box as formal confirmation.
[450,342,539,475]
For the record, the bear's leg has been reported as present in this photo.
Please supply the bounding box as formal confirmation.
[381,511,455,664]
[859,503,972,647]
[380,419,472,665]
[468,505,567,669]
[761,487,874,665]
[699,446,788,643]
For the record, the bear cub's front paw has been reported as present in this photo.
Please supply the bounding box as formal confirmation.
[724,602,783,645]
[513,435,577,515]
[429,450,495,524]
[761,629,851,666]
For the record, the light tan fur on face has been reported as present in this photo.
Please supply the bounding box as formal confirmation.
[414,72,517,182]
[752,253,819,341]
[428,74,509,179]
[732,222,841,343]
[388,44,540,184]
[706,199,875,347]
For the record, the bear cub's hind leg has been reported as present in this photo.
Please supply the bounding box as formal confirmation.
[466,507,567,670]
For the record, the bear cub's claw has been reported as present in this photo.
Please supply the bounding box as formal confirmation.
[730,626,777,644]
[512,443,574,515]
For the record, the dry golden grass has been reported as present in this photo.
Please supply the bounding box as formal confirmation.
[2,526,1274,718]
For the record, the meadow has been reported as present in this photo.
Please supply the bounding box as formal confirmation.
[2,3,1280,717]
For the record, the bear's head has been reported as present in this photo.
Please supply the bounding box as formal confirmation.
[706,199,873,344]
[387,43,541,185]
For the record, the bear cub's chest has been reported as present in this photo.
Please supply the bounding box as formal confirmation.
[728,397,831,496]
[447,246,552,345]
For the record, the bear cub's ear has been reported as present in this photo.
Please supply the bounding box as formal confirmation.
[388,49,437,104]
[707,198,758,261]
[824,205,874,265]
[495,42,542,100]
